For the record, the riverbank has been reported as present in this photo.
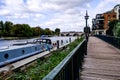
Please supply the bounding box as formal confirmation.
[1,35,57,40]
[1,37,39,40]
[4,37,83,80]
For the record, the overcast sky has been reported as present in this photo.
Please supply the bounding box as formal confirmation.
[0,0,119,32]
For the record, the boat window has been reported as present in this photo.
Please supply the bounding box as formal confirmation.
[4,53,9,59]
[42,40,46,43]
[46,39,51,44]
[35,47,37,51]
[22,50,25,54]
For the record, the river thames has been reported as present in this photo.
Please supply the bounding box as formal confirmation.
[0,36,77,48]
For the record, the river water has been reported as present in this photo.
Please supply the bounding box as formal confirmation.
[0,36,76,48]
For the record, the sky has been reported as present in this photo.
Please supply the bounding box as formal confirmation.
[0,0,120,32]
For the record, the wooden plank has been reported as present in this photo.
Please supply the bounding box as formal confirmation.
[81,37,120,80]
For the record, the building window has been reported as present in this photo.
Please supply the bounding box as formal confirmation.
[113,15,116,18]
[108,15,110,20]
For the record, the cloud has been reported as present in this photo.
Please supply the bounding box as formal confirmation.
[6,13,30,19]
[92,0,120,15]
[25,0,92,13]
[41,12,85,32]
[0,9,10,16]
[21,0,92,31]
[0,0,91,18]
[0,0,119,32]
[0,0,27,17]
[3,0,25,12]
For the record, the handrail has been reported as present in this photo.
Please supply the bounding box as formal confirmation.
[42,39,86,80]
[95,35,120,49]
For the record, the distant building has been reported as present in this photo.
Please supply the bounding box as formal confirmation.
[92,18,96,30]
[92,14,104,35]
[96,14,104,29]
[113,4,120,20]
[92,4,119,35]
[92,14,104,30]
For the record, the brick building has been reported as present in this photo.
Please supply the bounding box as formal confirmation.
[92,4,119,35]
[103,10,116,30]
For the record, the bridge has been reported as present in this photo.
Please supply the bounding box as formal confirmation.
[43,36,120,80]
[60,31,83,36]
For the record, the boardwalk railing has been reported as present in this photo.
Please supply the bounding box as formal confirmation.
[42,39,87,80]
[95,35,120,49]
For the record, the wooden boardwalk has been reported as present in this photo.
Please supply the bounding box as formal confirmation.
[81,37,120,80]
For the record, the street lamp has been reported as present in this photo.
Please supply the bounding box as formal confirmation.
[84,10,89,28]
[83,10,90,55]
[84,10,90,42]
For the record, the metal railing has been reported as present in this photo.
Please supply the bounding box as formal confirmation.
[95,35,120,49]
[42,39,87,80]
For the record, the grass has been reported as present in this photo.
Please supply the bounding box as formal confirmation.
[4,37,83,80]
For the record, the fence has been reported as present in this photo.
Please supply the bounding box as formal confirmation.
[95,35,120,49]
[42,39,87,80]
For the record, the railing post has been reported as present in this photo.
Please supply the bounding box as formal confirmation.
[84,40,87,55]
[118,38,120,49]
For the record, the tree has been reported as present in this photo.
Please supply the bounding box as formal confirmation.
[55,28,60,36]
[4,21,13,36]
[106,20,119,36]
[0,21,4,37]
[44,28,53,35]
[113,21,120,37]
[32,26,44,36]
[21,24,32,37]
[0,21,4,30]
[11,24,32,37]
[0,20,55,37]
[11,24,22,37]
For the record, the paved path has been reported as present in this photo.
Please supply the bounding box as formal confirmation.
[81,37,120,80]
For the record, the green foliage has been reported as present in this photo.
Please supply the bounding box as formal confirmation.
[11,24,31,37]
[113,21,120,37]
[32,26,44,36]
[6,38,83,80]
[0,20,57,37]
[55,28,60,35]
[0,21,4,37]
[4,21,13,33]
[106,20,119,36]
[0,21,4,30]
[44,28,53,35]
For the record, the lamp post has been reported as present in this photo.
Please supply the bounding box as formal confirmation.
[85,11,89,28]
[84,10,90,42]
[84,11,89,55]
